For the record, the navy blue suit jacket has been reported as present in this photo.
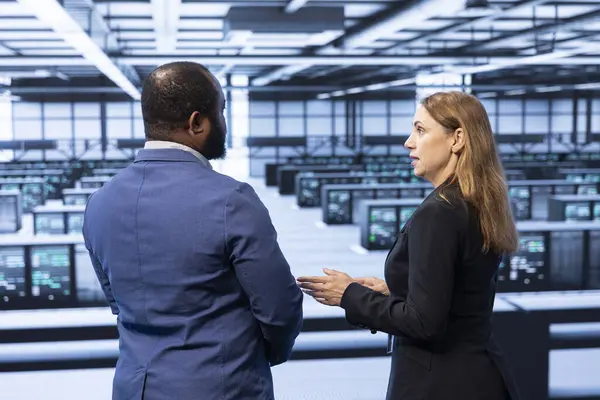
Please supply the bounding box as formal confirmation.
[83,149,304,400]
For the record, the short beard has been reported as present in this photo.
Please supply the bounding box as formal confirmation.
[202,121,227,160]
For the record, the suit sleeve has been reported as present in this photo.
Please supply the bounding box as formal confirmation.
[225,182,304,366]
[340,202,461,341]
[82,210,119,315]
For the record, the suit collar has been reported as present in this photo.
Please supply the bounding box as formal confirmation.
[134,148,211,169]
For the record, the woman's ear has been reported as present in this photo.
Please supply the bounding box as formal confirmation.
[451,128,465,154]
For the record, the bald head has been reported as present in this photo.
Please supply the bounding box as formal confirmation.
[141,62,223,140]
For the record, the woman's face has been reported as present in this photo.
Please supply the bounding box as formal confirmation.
[404,105,458,187]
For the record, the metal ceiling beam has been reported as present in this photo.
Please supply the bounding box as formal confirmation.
[457,7,600,52]
[16,0,140,99]
[151,0,181,52]
[10,83,593,95]
[294,0,547,82]
[336,32,600,85]
[317,39,600,99]
[7,55,600,67]
[251,0,466,86]
[383,0,550,54]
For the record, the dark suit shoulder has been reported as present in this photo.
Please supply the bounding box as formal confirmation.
[411,191,469,233]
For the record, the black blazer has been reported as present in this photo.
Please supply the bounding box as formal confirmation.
[341,180,519,400]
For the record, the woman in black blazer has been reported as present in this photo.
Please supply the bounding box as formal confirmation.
[298,91,520,400]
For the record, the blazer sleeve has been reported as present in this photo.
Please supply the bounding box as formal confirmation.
[225,182,304,366]
[340,201,463,341]
[82,208,119,315]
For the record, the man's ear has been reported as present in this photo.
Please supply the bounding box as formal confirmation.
[451,128,465,154]
[187,111,211,136]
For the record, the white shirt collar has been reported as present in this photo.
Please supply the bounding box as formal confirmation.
[144,140,212,169]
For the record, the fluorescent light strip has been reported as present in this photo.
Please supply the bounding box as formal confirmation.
[476,92,498,99]
[17,0,140,100]
[574,82,600,90]
[284,0,310,14]
[505,89,527,96]
[152,0,181,52]
[535,86,563,93]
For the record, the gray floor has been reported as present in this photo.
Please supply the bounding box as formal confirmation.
[1,156,599,399]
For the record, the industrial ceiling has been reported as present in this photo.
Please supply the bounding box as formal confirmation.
[2,0,600,100]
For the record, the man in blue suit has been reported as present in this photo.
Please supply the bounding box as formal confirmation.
[83,62,304,400]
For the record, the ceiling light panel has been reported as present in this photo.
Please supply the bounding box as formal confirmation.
[176,42,233,48]
[95,3,152,17]
[116,31,156,40]
[344,4,388,18]
[109,19,155,30]
[4,40,72,49]
[0,17,47,29]
[375,31,418,41]
[179,3,231,17]
[250,33,310,41]
[18,49,84,55]
[17,0,140,100]
[0,30,58,41]
[179,19,223,30]
[0,2,29,16]
[177,31,224,40]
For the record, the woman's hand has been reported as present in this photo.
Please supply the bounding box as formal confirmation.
[297,268,354,307]
[354,277,389,296]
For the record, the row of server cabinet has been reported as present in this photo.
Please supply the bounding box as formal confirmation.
[0,163,125,312]
[264,156,600,295]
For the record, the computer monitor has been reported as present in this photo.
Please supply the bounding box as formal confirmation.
[64,194,88,206]
[577,184,598,195]
[325,190,351,224]
[74,244,106,306]
[30,245,72,302]
[550,231,584,290]
[504,232,547,292]
[564,202,591,221]
[585,174,600,183]
[565,174,584,183]
[400,188,423,198]
[35,213,65,235]
[80,181,103,189]
[594,203,600,221]
[399,206,417,230]
[0,183,19,191]
[379,176,406,184]
[361,177,379,185]
[297,177,320,207]
[588,231,600,290]
[508,187,531,220]
[368,206,398,250]
[0,246,26,305]
[67,213,85,234]
[553,184,576,195]
[375,189,399,199]
[21,182,44,212]
[353,189,375,202]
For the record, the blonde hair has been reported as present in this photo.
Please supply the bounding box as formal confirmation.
[420,91,518,254]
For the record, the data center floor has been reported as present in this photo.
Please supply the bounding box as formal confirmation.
[2,151,600,399]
